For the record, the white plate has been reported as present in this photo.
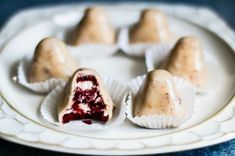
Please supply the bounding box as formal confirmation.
[0,3,235,155]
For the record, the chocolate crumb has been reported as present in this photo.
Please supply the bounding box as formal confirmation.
[43,67,50,75]
[82,119,92,125]
[179,98,181,105]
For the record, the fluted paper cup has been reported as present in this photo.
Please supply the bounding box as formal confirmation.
[126,75,195,129]
[40,76,128,131]
[145,44,212,94]
[117,27,174,57]
[55,27,119,58]
[17,54,65,94]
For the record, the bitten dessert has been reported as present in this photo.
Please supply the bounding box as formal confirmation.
[165,36,206,87]
[129,8,171,44]
[28,37,78,83]
[134,70,185,119]
[70,7,115,45]
[58,68,114,124]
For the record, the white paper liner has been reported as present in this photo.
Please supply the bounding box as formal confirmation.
[54,27,118,58]
[40,76,127,131]
[17,54,66,94]
[117,27,173,57]
[145,44,214,94]
[126,75,195,129]
[145,43,173,72]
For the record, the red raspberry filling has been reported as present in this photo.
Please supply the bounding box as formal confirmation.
[62,75,109,124]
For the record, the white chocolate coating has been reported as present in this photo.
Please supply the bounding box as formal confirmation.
[166,36,207,87]
[129,9,171,44]
[71,7,115,45]
[29,37,78,83]
[134,70,185,118]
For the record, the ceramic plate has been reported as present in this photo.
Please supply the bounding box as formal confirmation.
[0,3,235,155]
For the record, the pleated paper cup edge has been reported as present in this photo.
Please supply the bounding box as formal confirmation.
[145,43,173,72]
[54,27,119,58]
[40,76,128,131]
[126,75,195,129]
[40,84,65,126]
[68,44,119,58]
[118,27,173,57]
[17,55,66,94]
[144,43,210,94]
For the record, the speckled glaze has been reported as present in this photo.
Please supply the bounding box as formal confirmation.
[70,7,116,45]
[29,37,78,83]
[134,70,184,119]
[129,9,171,44]
[166,36,207,87]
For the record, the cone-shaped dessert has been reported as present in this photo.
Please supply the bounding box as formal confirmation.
[58,68,114,124]
[134,70,184,119]
[71,7,115,45]
[28,37,78,83]
[166,36,206,87]
[129,9,171,44]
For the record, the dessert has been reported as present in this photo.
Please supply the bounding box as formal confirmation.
[166,36,206,87]
[129,8,171,44]
[71,7,115,45]
[134,70,184,119]
[28,37,78,83]
[58,68,114,124]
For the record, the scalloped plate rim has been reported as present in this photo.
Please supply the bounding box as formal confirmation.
[0,3,235,155]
